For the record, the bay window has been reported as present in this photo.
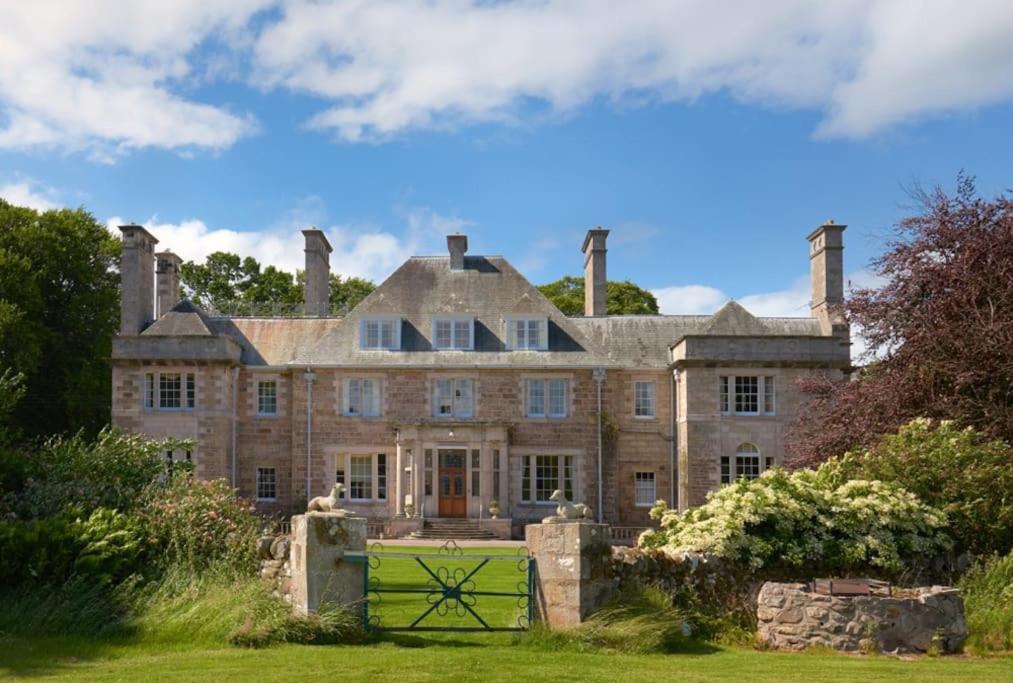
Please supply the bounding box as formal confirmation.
[144,371,195,411]
[719,376,775,416]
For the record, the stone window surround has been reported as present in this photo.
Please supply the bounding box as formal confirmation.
[512,446,582,507]
[247,371,285,418]
[502,315,549,351]
[719,442,776,484]
[431,315,475,351]
[426,372,480,419]
[326,446,390,503]
[335,372,387,418]
[519,372,573,420]
[631,376,658,420]
[143,368,196,411]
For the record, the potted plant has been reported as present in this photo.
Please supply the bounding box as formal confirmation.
[488,499,501,519]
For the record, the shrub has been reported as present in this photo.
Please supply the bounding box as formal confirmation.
[0,507,145,587]
[959,552,1013,653]
[2,427,189,520]
[138,473,260,575]
[825,419,1013,556]
[641,466,951,577]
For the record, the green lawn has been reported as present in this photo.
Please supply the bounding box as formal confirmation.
[2,544,1010,682]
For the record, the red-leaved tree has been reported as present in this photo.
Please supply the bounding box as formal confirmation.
[787,175,1013,466]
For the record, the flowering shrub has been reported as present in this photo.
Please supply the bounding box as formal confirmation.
[640,466,951,576]
[824,419,1013,556]
[139,474,260,574]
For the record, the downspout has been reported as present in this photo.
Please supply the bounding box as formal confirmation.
[304,369,316,503]
[669,368,678,508]
[592,367,606,524]
[231,367,239,488]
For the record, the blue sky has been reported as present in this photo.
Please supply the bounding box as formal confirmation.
[2,1,1012,316]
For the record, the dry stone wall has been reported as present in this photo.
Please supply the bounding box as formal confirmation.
[757,582,967,654]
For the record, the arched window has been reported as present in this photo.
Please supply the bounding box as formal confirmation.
[720,443,762,484]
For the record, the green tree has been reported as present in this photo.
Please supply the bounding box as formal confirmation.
[0,200,119,436]
[181,252,375,314]
[538,275,659,315]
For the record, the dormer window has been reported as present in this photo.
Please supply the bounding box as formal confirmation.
[359,317,400,350]
[506,317,547,351]
[432,317,473,350]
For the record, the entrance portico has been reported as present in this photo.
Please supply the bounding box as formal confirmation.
[396,422,509,520]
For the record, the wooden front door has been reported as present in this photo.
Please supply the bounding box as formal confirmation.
[438,449,467,517]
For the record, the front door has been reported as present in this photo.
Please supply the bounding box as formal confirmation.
[437,449,467,517]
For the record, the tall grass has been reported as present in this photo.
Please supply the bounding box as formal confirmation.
[518,586,695,654]
[959,552,1013,654]
[0,563,363,650]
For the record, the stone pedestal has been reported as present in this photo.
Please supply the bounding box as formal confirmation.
[526,522,612,628]
[289,513,366,615]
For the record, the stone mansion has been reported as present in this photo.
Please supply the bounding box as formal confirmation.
[111,223,850,537]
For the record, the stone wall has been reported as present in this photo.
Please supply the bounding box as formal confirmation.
[757,582,967,654]
[257,532,293,602]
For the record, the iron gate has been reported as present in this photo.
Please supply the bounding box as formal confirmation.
[345,540,533,632]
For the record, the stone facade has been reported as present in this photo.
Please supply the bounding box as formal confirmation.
[757,582,967,654]
[526,522,613,627]
[111,222,851,535]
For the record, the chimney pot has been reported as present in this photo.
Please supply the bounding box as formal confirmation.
[447,234,468,270]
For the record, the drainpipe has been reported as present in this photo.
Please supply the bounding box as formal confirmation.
[231,367,239,488]
[592,367,606,524]
[669,368,678,508]
[304,369,316,503]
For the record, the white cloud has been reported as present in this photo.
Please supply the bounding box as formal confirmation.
[251,0,1013,142]
[106,202,468,283]
[0,180,60,211]
[0,1,266,158]
[652,284,728,316]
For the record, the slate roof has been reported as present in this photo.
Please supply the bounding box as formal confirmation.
[145,257,827,370]
[294,256,613,367]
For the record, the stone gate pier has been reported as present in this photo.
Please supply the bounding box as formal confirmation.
[289,512,367,615]
[526,522,612,627]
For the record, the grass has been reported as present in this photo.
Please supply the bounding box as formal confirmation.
[960,552,1013,654]
[1,544,1011,681]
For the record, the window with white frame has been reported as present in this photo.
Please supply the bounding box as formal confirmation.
[257,380,277,415]
[520,454,574,503]
[432,317,474,350]
[144,372,195,410]
[634,472,656,507]
[343,378,381,416]
[359,317,400,350]
[508,318,548,350]
[719,376,775,416]
[349,455,373,499]
[720,443,763,484]
[335,453,386,501]
[256,467,277,500]
[634,380,656,418]
[526,378,567,418]
[163,448,193,463]
[432,378,474,418]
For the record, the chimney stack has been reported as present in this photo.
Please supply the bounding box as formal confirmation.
[582,228,609,316]
[155,251,182,318]
[447,234,468,270]
[807,220,847,336]
[119,224,158,335]
[302,228,333,316]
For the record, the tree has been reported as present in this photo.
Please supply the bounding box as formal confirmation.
[0,200,120,437]
[180,252,375,314]
[538,276,659,315]
[787,176,1013,466]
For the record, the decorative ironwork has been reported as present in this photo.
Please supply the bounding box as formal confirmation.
[347,542,534,632]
